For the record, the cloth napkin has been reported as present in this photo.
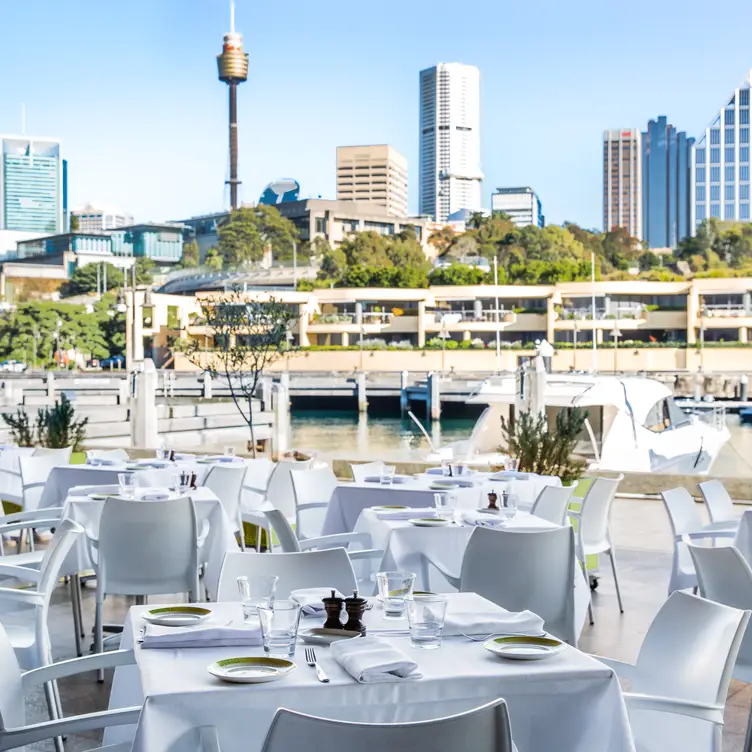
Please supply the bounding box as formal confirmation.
[490,471,530,481]
[430,478,476,488]
[442,610,544,637]
[460,511,506,528]
[140,623,262,649]
[375,508,437,520]
[329,636,422,683]
[290,588,344,616]
[139,492,171,501]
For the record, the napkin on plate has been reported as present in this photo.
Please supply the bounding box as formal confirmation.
[140,623,262,649]
[290,588,344,616]
[329,636,422,683]
[442,610,545,637]
[460,511,506,528]
[490,471,530,481]
[364,475,407,484]
[375,508,437,521]
[139,492,171,501]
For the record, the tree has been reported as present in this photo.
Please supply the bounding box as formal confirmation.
[186,291,298,456]
[179,239,200,268]
[134,257,155,285]
[429,264,493,286]
[217,206,299,267]
[69,214,80,232]
[428,226,456,256]
[319,245,347,280]
[204,247,224,271]
[59,263,124,298]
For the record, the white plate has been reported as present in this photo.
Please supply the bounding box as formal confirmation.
[483,634,565,661]
[364,475,409,484]
[142,606,212,627]
[370,505,408,512]
[299,627,361,645]
[409,518,452,527]
[207,657,296,684]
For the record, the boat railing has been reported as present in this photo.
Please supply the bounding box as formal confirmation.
[683,403,727,432]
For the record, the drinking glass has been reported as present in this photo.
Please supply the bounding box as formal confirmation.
[376,571,416,619]
[117,473,136,499]
[500,493,518,521]
[237,575,278,622]
[176,470,192,494]
[223,445,236,458]
[406,594,448,649]
[380,465,396,486]
[156,447,170,461]
[257,600,301,658]
[433,492,456,522]
[505,457,519,473]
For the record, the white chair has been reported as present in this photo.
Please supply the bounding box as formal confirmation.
[660,487,737,594]
[202,464,248,548]
[241,459,277,552]
[530,484,575,526]
[350,461,385,483]
[17,452,72,513]
[0,447,35,505]
[596,591,750,752]
[265,458,315,521]
[261,698,514,752]
[217,548,357,601]
[698,479,743,525]
[263,508,383,594]
[32,447,73,462]
[290,467,337,540]
[569,475,623,623]
[424,526,578,644]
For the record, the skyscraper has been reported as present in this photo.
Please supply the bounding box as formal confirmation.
[603,129,642,239]
[419,63,483,223]
[336,145,408,217]
[692,70,752,229]
[642,116,694,248]
[0,135,64,234]
[491,187,544,228]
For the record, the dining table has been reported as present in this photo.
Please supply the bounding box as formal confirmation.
[104,592,634,752]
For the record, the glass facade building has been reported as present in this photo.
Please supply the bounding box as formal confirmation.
[642,116,694,248]
[109,224,184,262]
[692,71,752,228]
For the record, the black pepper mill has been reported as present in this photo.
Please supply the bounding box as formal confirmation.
[322,590,344,630]
[343,590,367,634]
[486,490,499,510]
[189,471,198,490]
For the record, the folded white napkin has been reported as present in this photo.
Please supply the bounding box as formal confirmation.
[290,588,344,616]
[87,458,118,467]
[140,623,262,649]
[490,471,530,481]
[442,610,544,637]
[329,636,422,683]
[139,492,171,501]
[430,478,476,488]
[173,453,196,461]
[375,508,437,520]
[460,511,506,528]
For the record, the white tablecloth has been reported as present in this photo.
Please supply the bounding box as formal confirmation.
[58,487,239,599]
[106,594,634,752]
[321,473,561,535]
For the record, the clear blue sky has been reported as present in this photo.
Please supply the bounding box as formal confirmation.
[2,0,752,229]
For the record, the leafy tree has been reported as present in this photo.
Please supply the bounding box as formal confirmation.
[428,226,456,256]
[3,394,87,451]
[204,247,224,271]
[69,214,80,232]
[134,257,155,285]
[320,245,347,279]
[59,263,124,298]
[217,206,299,267]
[179,239,200,268]
[429,264,493,285]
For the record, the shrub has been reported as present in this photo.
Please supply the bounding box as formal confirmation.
[360,338,388,350]
[392,340,414,350]
[2,394,87,451]
[471,338,486,349]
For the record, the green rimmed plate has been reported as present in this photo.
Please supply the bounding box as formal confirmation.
[371,505,408,512]
[88,493,108,501]
[483,634,565,661]
[207,656,296,684]
[142,605,212,627]
[409,518,449,527]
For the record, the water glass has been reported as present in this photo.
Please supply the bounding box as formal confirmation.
[433,492,456,522]
[500,493,518,520]
[118,473,136,499]
[257,600,301,658]
[177,470,192,494]
[237,574,278,622]
[376,571,416,619]
[223,445,236,458]
[156,447,170,461]
[505,457,519,472]
[406,594,448,649]
[379,465,396,486]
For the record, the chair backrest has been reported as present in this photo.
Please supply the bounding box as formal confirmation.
[261,698,513,752]
[460,526,577,644]
[660,487,704,538]
[577,475,622,545]
[698,479,735,524]
[290,467,336,539]
[263,508,302,553]
[266,459,314,519]
[242,458,277,509]
[202,464,248,526]
[350,461,385,483]
[217,548,357,601]
[86,448,129,462]
[32,447,73,463]
[19,453,68,511]
[97,497,199,597]
[530,484,575,526]
[0,623,24,734]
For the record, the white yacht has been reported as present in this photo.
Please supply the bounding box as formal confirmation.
[432,374,730,475]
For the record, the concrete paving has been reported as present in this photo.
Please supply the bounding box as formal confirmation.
[4,497,750,751]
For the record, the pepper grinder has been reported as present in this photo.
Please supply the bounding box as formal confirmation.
[189,471,198,490]
[343,590,367,634]
[322,590,344,630]
[486,490,499,510]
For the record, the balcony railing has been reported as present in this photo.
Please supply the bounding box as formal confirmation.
[558,304,646,321]
[701,305,751,318]
[426,309,516,323]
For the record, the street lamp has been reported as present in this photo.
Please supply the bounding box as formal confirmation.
[439,313,462,374]
[611,323,622,373]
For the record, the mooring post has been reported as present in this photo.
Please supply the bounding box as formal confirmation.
[357,371,368,413]
[400,370,409,415]
[427,371,441,421]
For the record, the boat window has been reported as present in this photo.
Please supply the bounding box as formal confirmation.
[666,397,693,429]
[644,397,692,432]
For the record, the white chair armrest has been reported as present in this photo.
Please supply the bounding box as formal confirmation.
[22,649,135,689]
[296,502,329,512]
[2,507,63,524]
[623,692,724,724]
[422,554,461,589]
[347,548,385,562]
[243,485,268,495]
[593,655,638,682]
[197,518,211,548]
[681,530,737,541]
[0,518,61,535]
[21,481,47,491]
[0,467,21,479]
[0,586,44,605]
[0,562,43,581]
[299,532,372,551]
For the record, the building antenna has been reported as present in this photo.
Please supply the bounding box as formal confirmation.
[230,0,235,33]
[20,103,26,135]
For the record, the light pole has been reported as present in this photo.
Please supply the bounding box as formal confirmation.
[54,318,63,368]
[612,322,621,373]
[572,319,578,371]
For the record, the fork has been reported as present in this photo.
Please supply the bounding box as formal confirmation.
[304,647,329,683]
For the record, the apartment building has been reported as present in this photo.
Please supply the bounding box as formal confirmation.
[603,129,642,239]
[336,145,408,217]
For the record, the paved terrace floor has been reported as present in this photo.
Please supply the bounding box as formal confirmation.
[2,497,749,751]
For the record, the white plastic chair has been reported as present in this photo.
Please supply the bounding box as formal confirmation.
[261,698,514,752]
[217,548,357,601]
[530,484,575,526]
[424,526,578,644]
[17,451,72,513]
[31,447,73,462]
[265,458,315,521]
[241,459,277,552]
[596,591,750,752]
[698,479,744,525]
[0,447,35,504]
[660,487,737,594]
[202,464,248,547]
[290,467,336,540]
[350,461,385,483]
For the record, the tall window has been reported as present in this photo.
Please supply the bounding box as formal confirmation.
[741,184,750,200]
[711,185,721,201]
[725,147,735,162]
[711,166,721,182]
[726,128,736,144]
[711,148,720,163]
[711,129,721,145]
[742,204,750,220]
[742,147,750,163]
[710,204,721,218]
[696,185,706,201]
[742,109,750,125]
[696,166,706,183]
[696,147,706,163]
[725,203,736,218]
[742,128,750,144]
[742,89,751,106]
[741,165,750,181]
[725,108,736,125]
[725,185,735,201]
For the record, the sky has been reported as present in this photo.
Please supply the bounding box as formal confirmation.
[2,0,752,230]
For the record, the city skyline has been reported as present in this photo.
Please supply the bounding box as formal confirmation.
[2,0,752,230]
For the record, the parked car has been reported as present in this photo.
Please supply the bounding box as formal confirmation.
[0,360,27,373]
[99,354,125,369]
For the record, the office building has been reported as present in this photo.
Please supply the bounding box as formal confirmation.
[642,117,693,248]
[419,63,483,223]
[336,145,408,217]
[0,135,65,234]
[72,203,134,233]
[692,69,752,228]
[603,129,642,239]
[491,187,544,228]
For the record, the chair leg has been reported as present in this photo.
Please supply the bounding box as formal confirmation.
[743,700,752,752]
[43,681,65,752]
[70,574,84,657]
[95,595,104,683]
[608,549,624,614]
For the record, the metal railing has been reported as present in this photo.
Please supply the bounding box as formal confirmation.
[701,305,751,318]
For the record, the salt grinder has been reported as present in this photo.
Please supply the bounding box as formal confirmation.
[322,590,344,630]
[343,590,367,634]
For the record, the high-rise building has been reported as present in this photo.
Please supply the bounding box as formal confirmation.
[491,187,544,228]
[0,135,64,234]
[692,70,752,229]
[642,117,694,248]
[419,63,483,223]
[336,145,408,217]
[603,129,642,239]
[72,203,134,233]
